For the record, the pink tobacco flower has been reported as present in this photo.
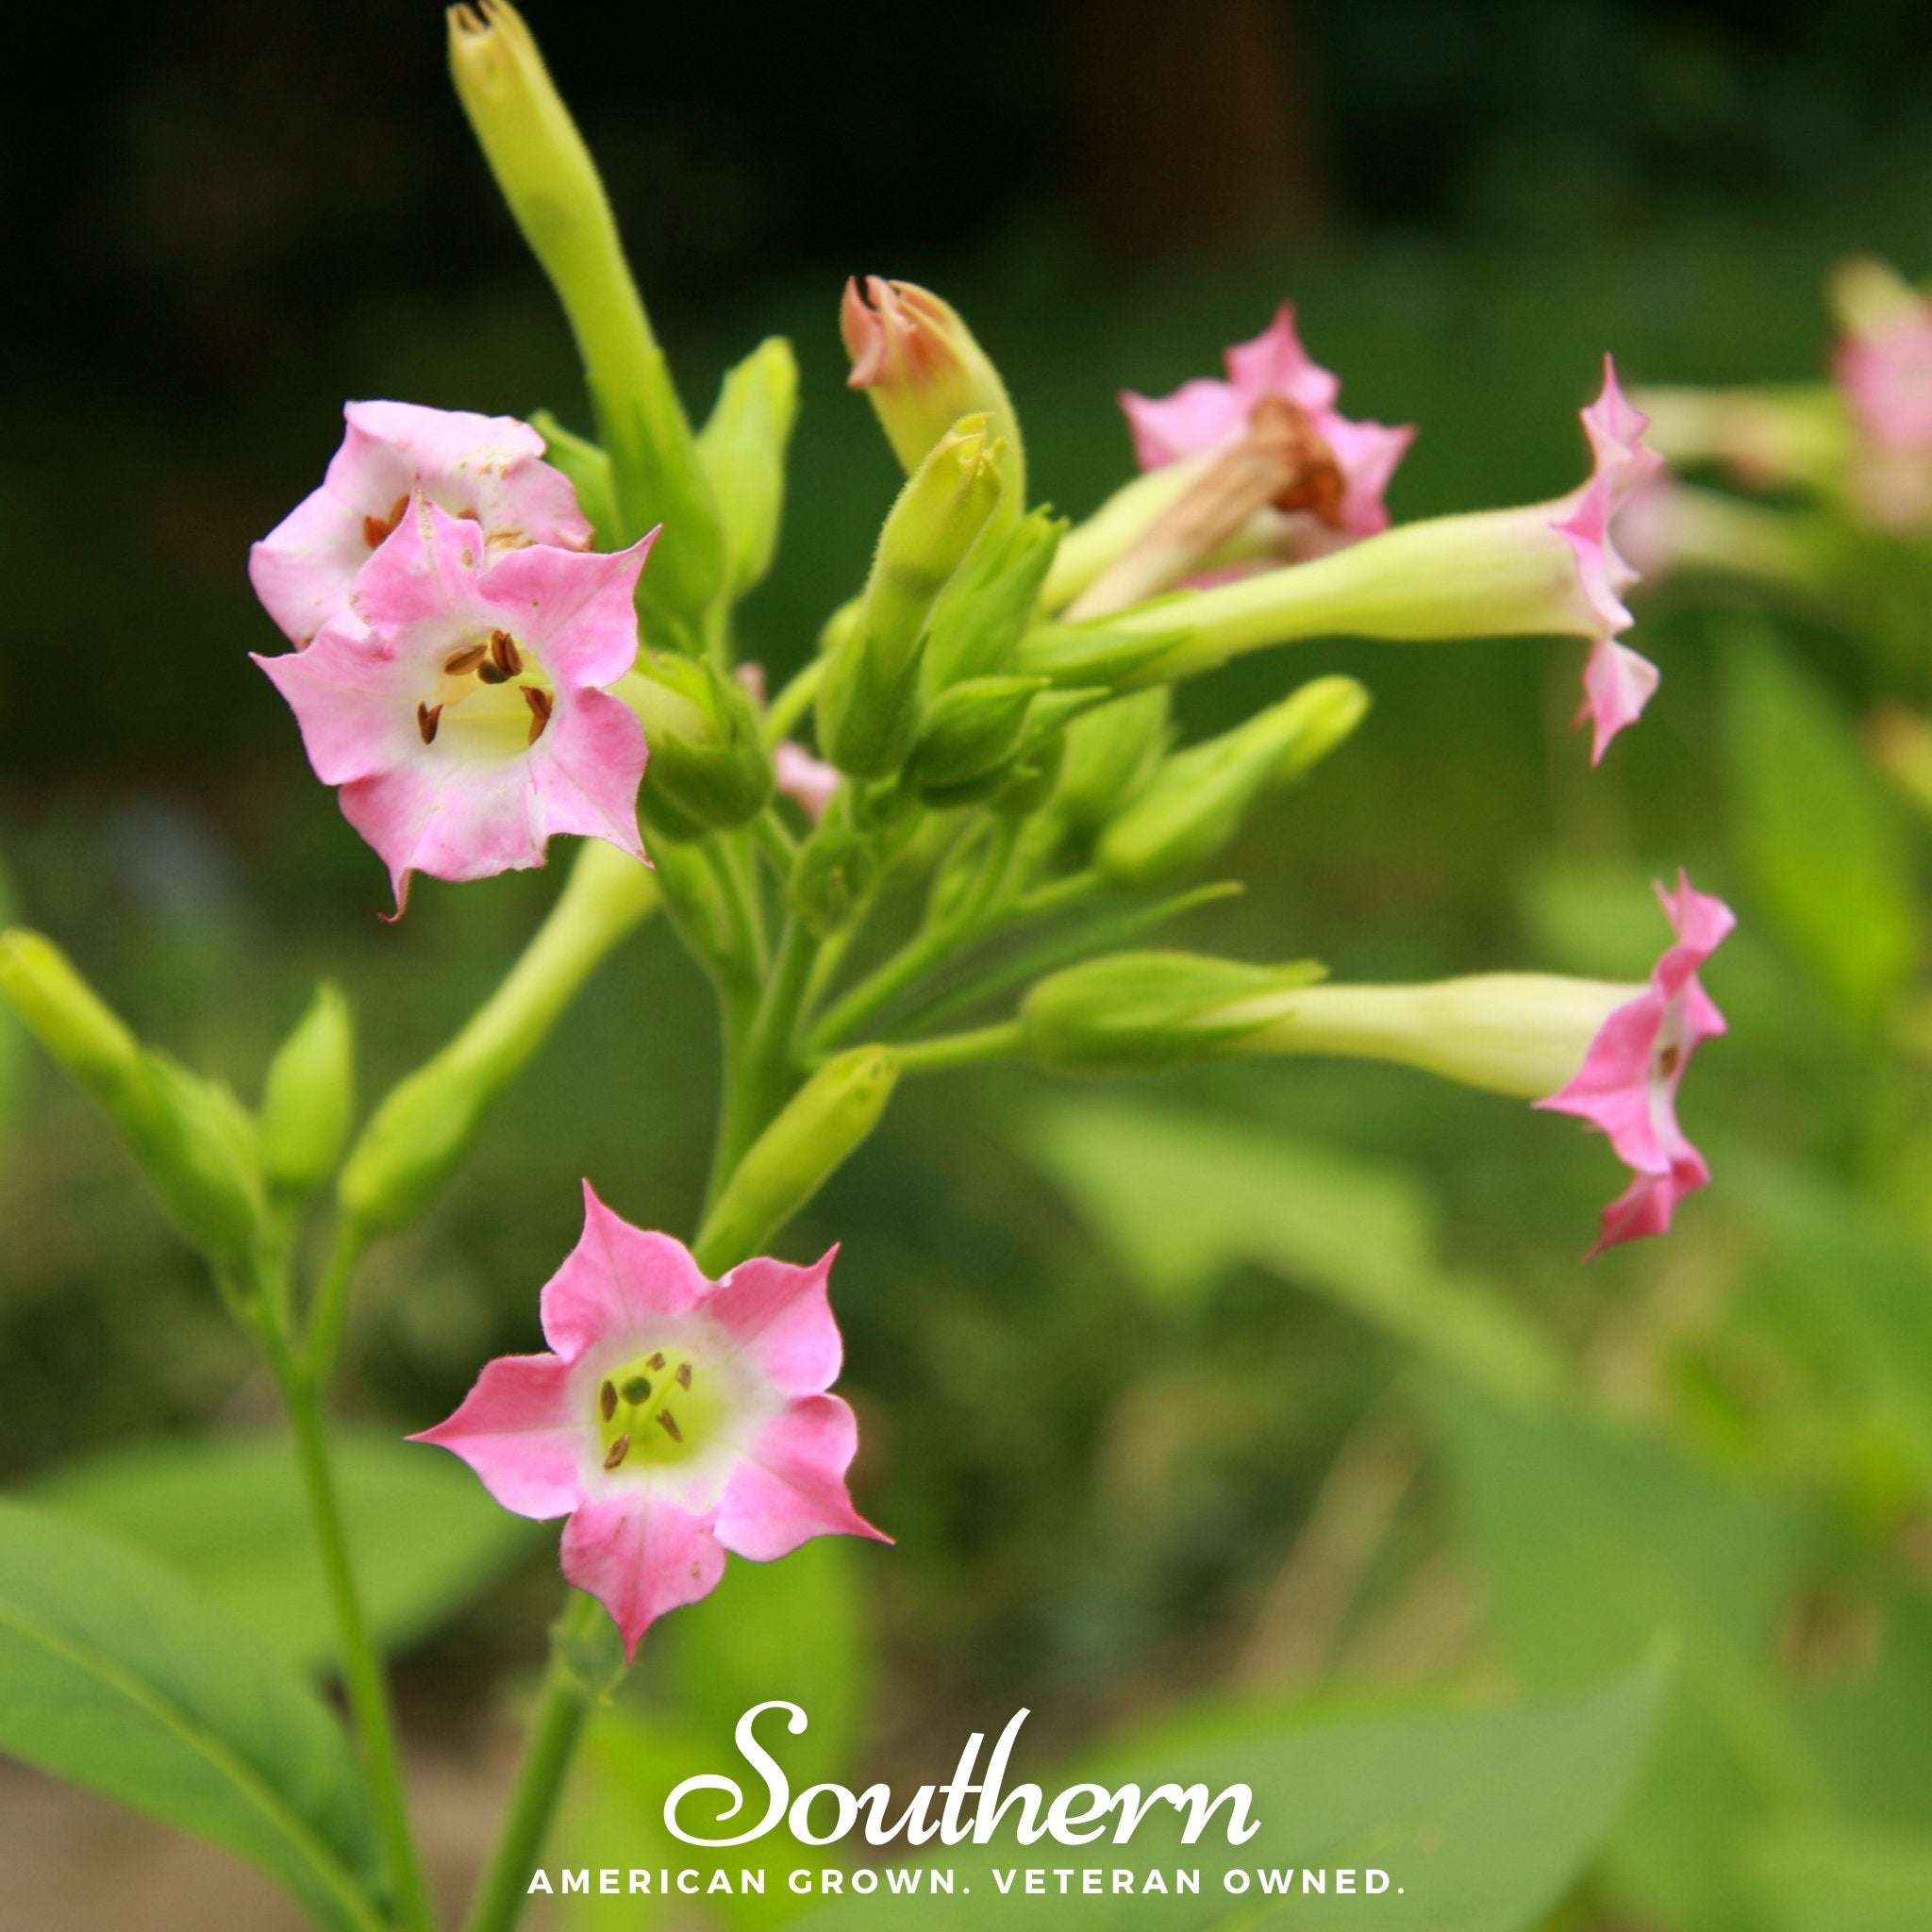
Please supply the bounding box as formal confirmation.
[250,401,593,648]
[1554,359,1667,763]
[1538,871,1734,1257]
[774,741,841,821]
[1120,305,1415,547]
[412,1187,886,1659]
[256,498,652,907]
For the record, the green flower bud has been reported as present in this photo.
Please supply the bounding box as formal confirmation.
[623,650,774,837]
[1054,687,1173,827]
[922,507,1065,692]
[696,336,799,601]
[528,410,617,543]
[1098,675,1370,887]
[0,930,263,1261]
[1014,616,1196,687]
[909,675,1048,793]
[259,982,356,1200]
[448,1,726,620]
[338,843,658,1232]
[692,1045,900,1273]
[818,417,1005,776]
[789,827,877,937]
[1020,951,1326,1070]
[841,277,1025,513]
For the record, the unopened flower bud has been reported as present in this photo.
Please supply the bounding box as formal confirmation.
[789,828,877,936]
[1052,687,1172,825]
[259,982,356,1199]
[909,675,1048,794]
[697,336,799,600]
[922,507,1064,692]
[693,1045,899,1273]
[1098,675,1369,887]
[1021,952,1325,1069]
[623,650,774,838]
[841,277,1025,511]
[339,842,658,1232]
[0,931,263,1261]
[448,1,726,619]
[818,417,1006,775]
[528,410,617,541]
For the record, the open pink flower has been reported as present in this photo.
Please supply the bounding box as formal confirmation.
[412,1186,887,1659]
[250,401,592,647]
[1120,305,1415,546]
[1835,302,1932,452]
[256,498,652,907]
[1538,871,1734,1257]
[1552,358,1667,763]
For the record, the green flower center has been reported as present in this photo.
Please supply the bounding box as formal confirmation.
[415,630,555,756]
[591,1349,718,1474]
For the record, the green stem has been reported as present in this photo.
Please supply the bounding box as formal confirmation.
[753,809,799,881]
[891,1021,1024,1074]
[300,1219,372,1385]
[762,658,825,745]
[459,1594,606,1932]
[271,1333,435,1932]
[802,923,954,1056]
[711,913,817,1189]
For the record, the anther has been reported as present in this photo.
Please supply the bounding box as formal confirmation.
[443,643,488,675]
[362,494,409,550]
[675,1363,692,1391]
[490,629,523,676]
[646,1353,666,1371]
[621,1375,652,1405]
[603,1433,631,1470]
[599,1379,617,1421]
[475,660,511,685]
[524,686,554,744]
[655,1409,683,1443]
[416,702,441,745]
[1658,1044,1682,1077]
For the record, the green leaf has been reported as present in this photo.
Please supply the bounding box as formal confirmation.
[792,1667,1664,1930]
[1749,1822,1932,1932]
[1720,625,1921,1028]
[0,1501,385,1932]
[1441,1392,1817,1932]
[1024,1097,1564,1406]
[31,1429,538,1672]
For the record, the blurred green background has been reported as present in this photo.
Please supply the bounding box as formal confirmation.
[5,3,1932,1927]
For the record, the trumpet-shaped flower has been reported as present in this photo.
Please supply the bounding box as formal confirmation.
[1120,305,1414,545]
[1538,871,1734,1257]
[412,1186,886,1659]
[250,401,592,647]
[256,498,652,907]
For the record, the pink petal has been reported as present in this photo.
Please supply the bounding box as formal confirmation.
[1656,868,1738,969]
[525,690,649,864]
[560,1492,726,1661]
[774,741,841,821]
[253,628,424,786]
[1835,308,1932,452]
[340,749,550,907]
[1224,305,1339,413]
[1580,356,1663,500]
[1586,1151,1710,1259]
[480,531,658,689]
[706,1249,844,1396]
[1324,416,1417,537]
[408,1354,583,1519]
[539,1184,712,1359]
[351,497,494,637]
[715,1395,889,1562]
[1120,379,1250,470]
[1575,636,1661,764]
[1552,477,1635,640]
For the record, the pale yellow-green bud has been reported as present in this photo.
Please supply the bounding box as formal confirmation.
[1097,675,1369,886]
[620,651,774,839]
[259,982,356,1199]
[1827,257,1924,340]
[693,1046,900,1273]
[448,0,725,620]
[1052,687,1173,826]
[529,410,617,542]
[922,506,1064,692]
[338,843,658,1232]
[697,336,800,601]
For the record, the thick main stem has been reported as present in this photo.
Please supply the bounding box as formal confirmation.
[275,1341,436,1932]
[460,1594,606,1932]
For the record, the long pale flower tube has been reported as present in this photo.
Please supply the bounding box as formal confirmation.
[1023,360,1666,762]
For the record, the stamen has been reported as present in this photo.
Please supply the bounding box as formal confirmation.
[476,660,511,685]
[524,686,554,744]
[655,1409,683,1443]
[416,702,441,745]
[646,1353,666,1372]
[443,643,488,675]
[490,629,523,676]
[1248,394,1345,526]
[362,494,409,550]
[1658,1044,1683,1077]
[599,1379,618,1422]
[675,1363,692,1391]
[603,1433,631,1471]
[621,1375,652,1405]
